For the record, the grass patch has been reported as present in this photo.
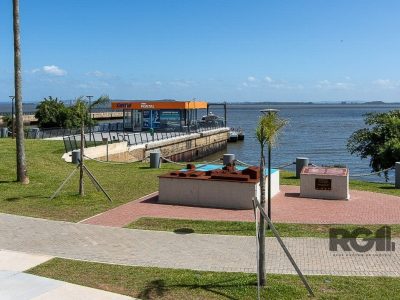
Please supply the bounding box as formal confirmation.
[280,170,400,197]
[0,138,398,222]
[27,258,400,299]
[127,217,400,238]
[0,139,179,222]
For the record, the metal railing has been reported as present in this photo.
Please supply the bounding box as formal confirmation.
[62,122,225,153]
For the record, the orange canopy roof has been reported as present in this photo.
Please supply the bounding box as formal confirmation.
[111,101,207,110]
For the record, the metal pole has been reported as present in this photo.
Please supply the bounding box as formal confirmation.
[253,199,315,297]
[224,101,227,127]
[9,96,15,138]
[86,95,93,140]
[267,141,272,228]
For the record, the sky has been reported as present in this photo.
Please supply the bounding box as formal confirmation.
[0,0,399,103]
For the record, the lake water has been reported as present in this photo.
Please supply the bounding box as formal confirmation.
[1,102,399,182]
[200,104,400,183]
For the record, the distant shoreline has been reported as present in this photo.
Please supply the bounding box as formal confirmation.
[0,100,400,114]
[0,100,400,105]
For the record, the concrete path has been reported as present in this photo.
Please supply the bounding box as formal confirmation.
[1,213,399,277]
[82,186,400,227]
[0,249,135,300]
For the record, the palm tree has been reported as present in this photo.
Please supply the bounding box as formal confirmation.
[74,95,110,196]
[13,0,29,184]
[255,110,287,286]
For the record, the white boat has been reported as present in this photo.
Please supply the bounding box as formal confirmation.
[199,112,225,126]
[228,129,239,142]
[201,112,221,122]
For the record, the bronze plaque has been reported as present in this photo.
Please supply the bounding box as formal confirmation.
[315,178,332,190]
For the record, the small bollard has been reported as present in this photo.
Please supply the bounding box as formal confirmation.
[396,162,400,189]
[296,157,309,179]
[223,154,235,166]
[150,151,161,168]
[0,128,8,138]
[71,150,81,164]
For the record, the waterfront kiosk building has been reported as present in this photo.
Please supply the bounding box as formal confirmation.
[111,100,208,131]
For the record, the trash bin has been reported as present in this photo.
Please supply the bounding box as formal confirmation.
[223,154,235,166]
[72,150,81,164]
[150,151,161,168]
[296,157,309,178]
[0,128,8,138]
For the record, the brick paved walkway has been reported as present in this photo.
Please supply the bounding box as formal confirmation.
[82,186,400,227]
[1,213,399,276]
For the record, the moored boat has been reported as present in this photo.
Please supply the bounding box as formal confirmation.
[228,129,239,142]
[237,128,244,140]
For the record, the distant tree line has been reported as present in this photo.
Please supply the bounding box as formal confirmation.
[35,96,108,129]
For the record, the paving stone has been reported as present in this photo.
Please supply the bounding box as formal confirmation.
[81,185,400,227]
[1,213,400,276]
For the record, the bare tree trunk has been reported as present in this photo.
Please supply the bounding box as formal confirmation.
[13,0,29,184]
[79,121,84,196]
[258,143,266,286]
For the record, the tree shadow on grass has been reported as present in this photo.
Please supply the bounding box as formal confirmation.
[138,278,254,300]
[5,195,48,202]
[173,228,194,234]
[378,186,397,190]
[284,176,298,180]
[138,279,165,299]
[0,180,17,184]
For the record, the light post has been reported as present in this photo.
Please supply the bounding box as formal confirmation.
[86,95,93,140]
[9,96,15,138]
[260,108,279,228]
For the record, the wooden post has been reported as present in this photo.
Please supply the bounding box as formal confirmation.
[79,120,84,196]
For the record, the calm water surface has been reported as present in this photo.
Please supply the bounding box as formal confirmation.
[1,102,399,182]
[203,104,400,183]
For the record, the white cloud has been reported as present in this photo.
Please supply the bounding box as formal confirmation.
[86,70,105,77]
[155,81,162,86]
[316,80,353,90]
[240,75,302,90]
[264,76,273,83]
[42,65,67,76]
[31,65,67,76]
[76,81,110,89]
[373,79,399,89]
[85,70,117,79]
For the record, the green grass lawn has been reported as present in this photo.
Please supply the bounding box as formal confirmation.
[127,217,400,238]
[0,139,179,222]
[0,138,398,222]
[27,258,400,300]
